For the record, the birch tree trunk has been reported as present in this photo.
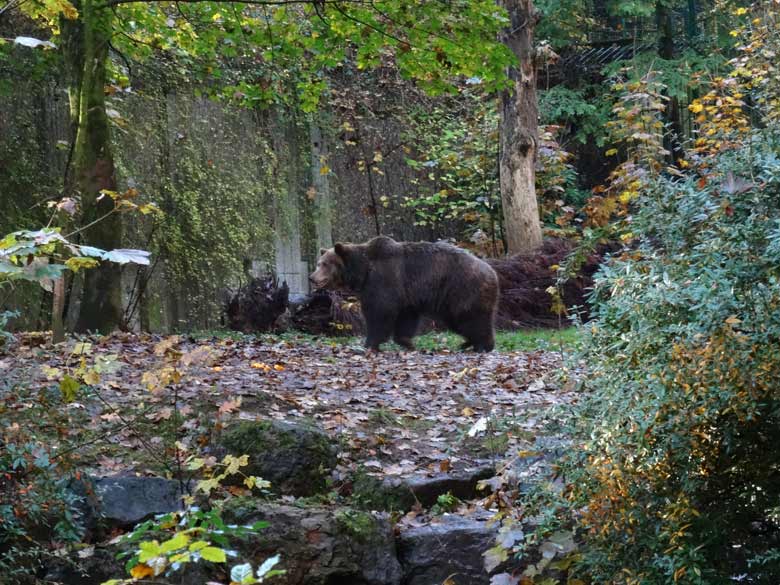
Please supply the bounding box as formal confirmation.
[499,0,543,255]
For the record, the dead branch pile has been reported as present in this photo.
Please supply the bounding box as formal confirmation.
[289,291,365,337]
[224,276,289,333]
[487,238,605,329]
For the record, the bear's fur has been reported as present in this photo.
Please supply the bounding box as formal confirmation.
[309,235,499,351]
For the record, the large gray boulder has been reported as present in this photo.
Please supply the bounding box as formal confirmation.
[226,501,403,585]
[219,420,337,497]
[94,476,185,528]
[68,475,185,534]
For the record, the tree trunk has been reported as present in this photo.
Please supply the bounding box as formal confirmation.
[61,0,123,333]
[52,275,66,343]
[499,0,543,255]
[310,122,333,251]
[657,1,685,162]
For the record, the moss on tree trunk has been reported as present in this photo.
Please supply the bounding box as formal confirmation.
[61,0,123,333]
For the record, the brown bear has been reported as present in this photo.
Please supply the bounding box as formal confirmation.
[309,235,499,351]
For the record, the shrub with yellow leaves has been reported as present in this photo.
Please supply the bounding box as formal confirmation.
[518,6,780,583]
[101,454,282,585]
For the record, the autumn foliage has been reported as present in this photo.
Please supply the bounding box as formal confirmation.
[539,5,780,583]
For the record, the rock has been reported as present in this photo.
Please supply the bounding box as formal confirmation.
[66,475,102,539]
[94,476,185,529]
[219,420,336,497]
[65,475,185,535]
[354,464,495,512]
[42,547,124,585]
[398,514,500,585]
[225,501,403,585]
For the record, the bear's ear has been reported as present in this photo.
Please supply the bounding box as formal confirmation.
[334,243,348,257]
[319,248,327,256]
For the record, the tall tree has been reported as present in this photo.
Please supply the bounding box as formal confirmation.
[499,0,543,255]
[61,0,123,332]
[17,0,516,331]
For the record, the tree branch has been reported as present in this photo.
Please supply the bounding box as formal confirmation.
[98,0,367,9]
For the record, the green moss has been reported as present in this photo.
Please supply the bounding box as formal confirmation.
[334,509,380,544]
[349,469,412,513]
[220,420,336,497]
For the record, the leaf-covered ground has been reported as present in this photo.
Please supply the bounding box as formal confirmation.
[1,331,577,493]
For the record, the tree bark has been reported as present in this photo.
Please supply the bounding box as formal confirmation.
[657,1,685,162]
[499,0,543,255]
[61,0,123,333]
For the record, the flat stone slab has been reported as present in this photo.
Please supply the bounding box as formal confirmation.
[383,464,496,508]
[398,514,500,585]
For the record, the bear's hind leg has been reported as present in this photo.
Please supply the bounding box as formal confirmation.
[393,310,420,350]
[459,314,495,352]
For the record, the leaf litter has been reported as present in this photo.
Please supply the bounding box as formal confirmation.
[2,331,575,505]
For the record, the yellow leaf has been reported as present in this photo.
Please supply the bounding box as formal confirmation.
[41,365,61,380]
[461,407,475,417]
[688,102,704,113]
[319,165,331,175]
[65,257,99,272]
[199,546,227,563]
[130,564,154,579]
[212,12,222,20]
[160,533,190,553]
[72,342,93,355]
[82,370,100,385]
[725,315,741,325]
[605,148,618,156]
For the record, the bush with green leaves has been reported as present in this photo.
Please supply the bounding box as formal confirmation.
[104,454,282,584]
[545,127,780,584]
[0,434,84,583]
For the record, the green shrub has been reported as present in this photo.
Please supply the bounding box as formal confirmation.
[553,127,780,584]
[0,439,83,583]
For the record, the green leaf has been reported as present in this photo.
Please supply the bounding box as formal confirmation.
[59,375,80,403]
[199,546,227,563]
[137,540,162,563]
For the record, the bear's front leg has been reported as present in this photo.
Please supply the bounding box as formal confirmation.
[363,304,395,351]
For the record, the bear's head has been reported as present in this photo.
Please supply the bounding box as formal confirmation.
[309,247,344,290]
[309,243,369,291]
